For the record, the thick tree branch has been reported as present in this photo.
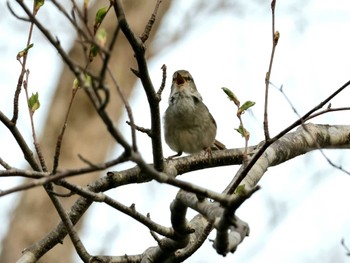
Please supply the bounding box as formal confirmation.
[228,77,350,194]
[15,124,350,261]
[228,124,350,194]
[0,146,245,197]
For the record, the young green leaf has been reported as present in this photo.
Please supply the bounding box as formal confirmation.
[222,87,240,107]
[34,0,45,14]
[89,44,99,61]
[235,125,244,137]
[17,43,34,60]
[84,74,92,88]
[95,6,108,25]
[28,92,40,113]
[72,78,80,91]
[96,28,107,47]
[72,75,92,90]
[235,124,250,139]
[238,100,255,115]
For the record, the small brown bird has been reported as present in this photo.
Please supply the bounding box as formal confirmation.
[163,70,225,159]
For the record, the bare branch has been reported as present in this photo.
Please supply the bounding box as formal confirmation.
[50,0,93,49]
[263,0,279,140]
[44,184,91,262]
[0,157,12,170]
[0,152,129,197]
[272,81,350,175]
[6,1,30,22]
[10,1,36,124]
[59,180,174,238]
[0,111,40,171]
[0,169,46,179]
[99,24,120,87]
[126,121,152,137]
[53,88,78,174]
[156,64,167,100]
[113,0,164,170]
[140,0,163,43]
[107,66,138,151]
[23,70,48,172]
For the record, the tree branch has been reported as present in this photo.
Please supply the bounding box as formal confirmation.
[0,111,40,171]
[228,77,350,194]
[263,0,279,140]
[15,124,350,261]
[113,0,164,170]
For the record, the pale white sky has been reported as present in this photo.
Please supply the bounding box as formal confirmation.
[1,1,350,262]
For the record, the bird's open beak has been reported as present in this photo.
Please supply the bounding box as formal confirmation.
[175,72,185,85]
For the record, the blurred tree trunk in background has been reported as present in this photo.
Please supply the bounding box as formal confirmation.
[0,1,171,262]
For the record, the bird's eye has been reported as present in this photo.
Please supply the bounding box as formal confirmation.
[185,76,192,82]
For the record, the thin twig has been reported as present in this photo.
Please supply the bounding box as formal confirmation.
[306,107,350,121]
[47,189,74,198]
[44,183,91,262]
[140,0,163,43]
[341,238,350,256]
[107,66,138,151]
[302,122,350,176]
[0,169,47,178]
[99,24,120,88]
[6,1,30,22]
[50,0,92,45]
[0,152,129,197]
[10,1,36,124]
[23,70,48,172]
[156,64,167,100]
[83,83,132,151]
[59,180,174,238]
[0,111,40,171]
[271,81,350,175]
[126,121,152,137]
[52,88,78,174]
[263,0,279,140]
[15,0,81,76]
[78,154,100,168]
[70,0,91,35]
